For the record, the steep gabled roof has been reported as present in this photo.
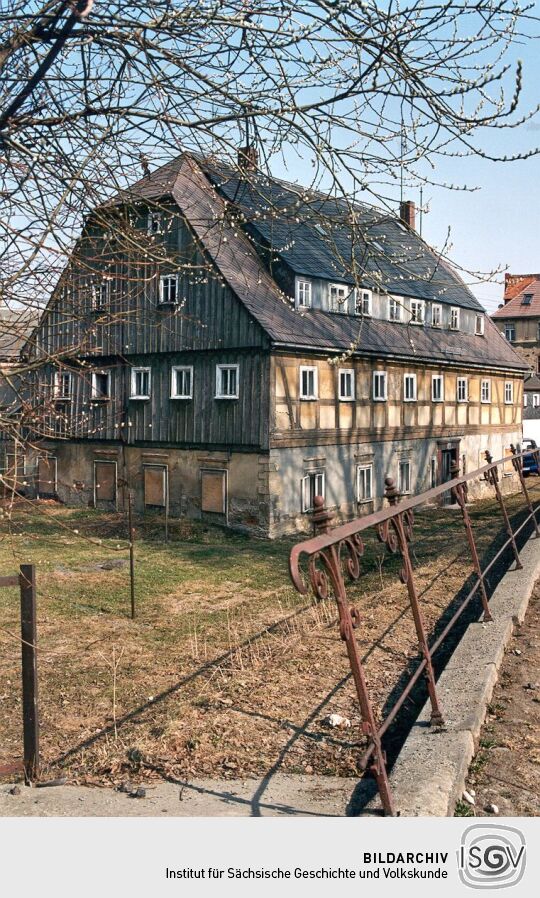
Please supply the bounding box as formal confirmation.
[164,157,526,372]
[118,151,482,312]
[492,277,540,319]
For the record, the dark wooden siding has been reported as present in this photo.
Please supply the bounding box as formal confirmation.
[34,349,270,450]
[31,203,269,360]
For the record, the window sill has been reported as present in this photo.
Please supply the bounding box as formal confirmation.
[170,395,192,400]
[338,397,354,402]
[215,395,239,400]
[299,396,317,402]
[373,397,387,402]
[130,396,150,401]
[90,397,110,403]
[432,398,444,403]
[404,398,417,403]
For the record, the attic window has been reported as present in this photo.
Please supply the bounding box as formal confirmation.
[355,289,372,317]
[147,211,163,234]
[159,273,179,305]
[295,279,312,309]
[329,283,352,313]
[475,315,485,336]
[522,293,533,305]
[313,223,328,236]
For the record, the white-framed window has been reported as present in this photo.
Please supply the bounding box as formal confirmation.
[299,366,318,400]
[534,394,540,408]
[355,289,372,317]
[432,374,444,402]
[301,471,325,513]
[171,365,193,399]
[398,459,411,494]
[373,370,387,401]
[91,370,111,400]
[130,366,151,399]
[329,283,351,313]
[457,377,468,402]
[90,279,110,311]
[296,279,312,309]
[524,394,528,407]
[475,315,485,336]
[356,464,373,503]
[147,210,163,235]
[409,299,425,325]
[504,324,516,342]
[215,364,239,399]
[389,296,402,322]
[481,379,491,404]
[450,307,460,330]
[159,273,179,305]
[431,304,442,328]
[54,370,72,399]
[403,373,417,402]
[338,369,355,401]
[504,381,514,404]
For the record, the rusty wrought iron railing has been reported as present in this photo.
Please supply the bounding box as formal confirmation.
[289,446,540,816]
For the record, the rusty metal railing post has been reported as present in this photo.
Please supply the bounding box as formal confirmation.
[450,461,493,622]
[484,451,522,570]
[19,564,39,783]
[378,478,444,726]
[309,495,397,816]
[510,444,540,539]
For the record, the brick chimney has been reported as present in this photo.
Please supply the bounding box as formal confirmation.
[399,200,416,231]
[238,145,258,172]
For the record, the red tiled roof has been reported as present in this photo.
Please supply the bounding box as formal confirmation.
[492,277,540,319]
[504,273,540,302]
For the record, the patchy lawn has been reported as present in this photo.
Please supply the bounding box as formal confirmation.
[1,483,539,789]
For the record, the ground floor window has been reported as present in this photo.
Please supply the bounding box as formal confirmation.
[94,461,117,505]
[356,464,373,502]
[301,471,325,513]
[398,459,411,494]
[143,464,168,508]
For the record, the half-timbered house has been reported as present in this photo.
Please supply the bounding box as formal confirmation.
[24,153,527,535]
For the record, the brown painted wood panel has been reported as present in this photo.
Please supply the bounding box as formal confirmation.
[144,465,167,507]
[94,461,116,504]
[201,470,226,514]
[37,457,57,496]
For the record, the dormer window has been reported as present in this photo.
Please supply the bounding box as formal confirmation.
[159,273,179,305]
[522,293,533,306]
[431,304,442,328]
[147,210,163,235]
[355,289,372,317]
[329,283,351,313]
[450,307,460,330]
[409,299,425,325]
[475,315,485,336]
[296,279,312,309]
[389,296,402,322]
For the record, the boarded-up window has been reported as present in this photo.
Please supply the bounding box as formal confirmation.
[201,469,227,514]
[94,461,117,504]
[37,457,57,496]
[144,465,167,507]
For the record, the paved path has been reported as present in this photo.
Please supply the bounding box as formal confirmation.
[0,773,372,817]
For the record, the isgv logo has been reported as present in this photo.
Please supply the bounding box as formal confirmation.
[458,824,526,889]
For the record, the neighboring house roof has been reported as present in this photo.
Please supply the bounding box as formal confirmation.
[504,273,540,302]
[0,309,37,361]
[492,277,540,319]
[524,406,540,420]
[524,375,540,392]
[118,152,483,312]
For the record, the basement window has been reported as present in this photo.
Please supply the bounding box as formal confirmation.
[130,367,151,399]
[301,471,325,513]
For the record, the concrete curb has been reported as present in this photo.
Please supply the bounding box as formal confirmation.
[379,535,540,817]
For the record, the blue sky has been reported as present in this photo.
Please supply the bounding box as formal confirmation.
[398,34,540,314]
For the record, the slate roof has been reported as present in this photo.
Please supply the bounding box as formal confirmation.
[167,156,526,372]
[118,151,483,312]
[0,309,37,360]
[492,277,540,319]
[524,375,540,392]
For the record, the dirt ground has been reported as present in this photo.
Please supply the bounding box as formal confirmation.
[1,488,538,793]
[458,583,540,817]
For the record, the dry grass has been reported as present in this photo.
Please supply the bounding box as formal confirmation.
[1,483,539,787]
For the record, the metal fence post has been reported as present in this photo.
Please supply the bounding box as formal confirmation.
[450,461,493,622]
[484,451,522,569]
[510,444,540,538]
[127,489,136,619]
[19,564,39,783]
